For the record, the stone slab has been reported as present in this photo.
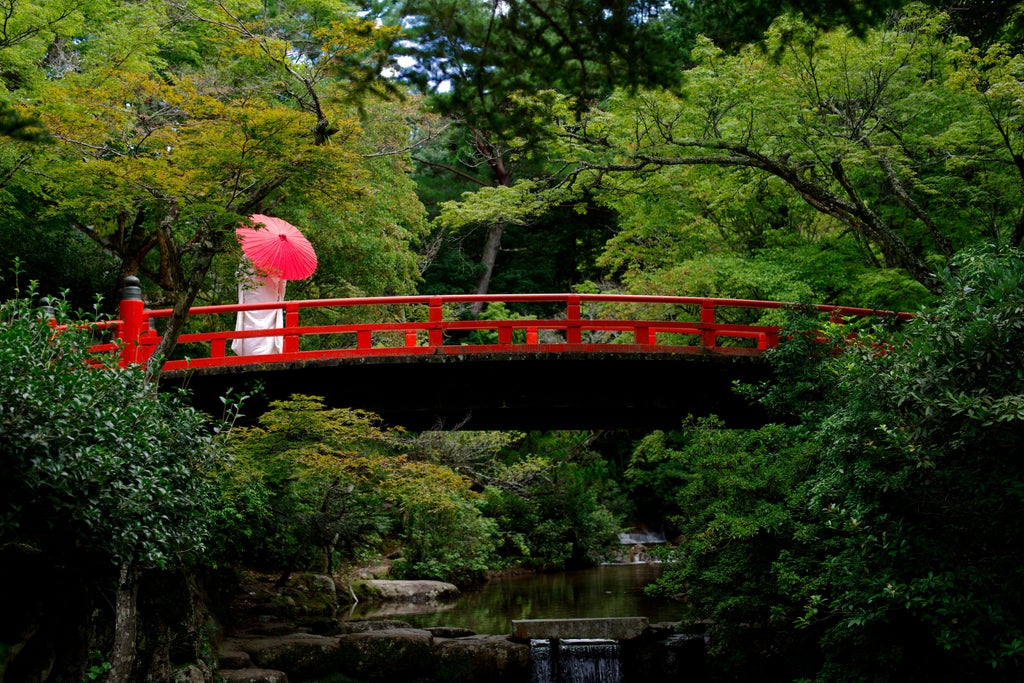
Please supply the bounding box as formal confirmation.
[360,579,459,601]
[511,617,649,641]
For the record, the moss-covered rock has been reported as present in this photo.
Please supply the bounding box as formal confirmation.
[335,628,435,682]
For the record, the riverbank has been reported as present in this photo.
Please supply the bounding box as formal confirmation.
[213,564,700,681]
[215,569,703,682]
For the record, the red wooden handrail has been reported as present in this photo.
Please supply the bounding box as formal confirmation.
[93,277,913,371]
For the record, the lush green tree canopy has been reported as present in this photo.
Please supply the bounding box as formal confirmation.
[434,8,1022,307]
[1,0,427,367]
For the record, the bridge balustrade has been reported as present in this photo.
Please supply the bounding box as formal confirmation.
[90,277,912,372]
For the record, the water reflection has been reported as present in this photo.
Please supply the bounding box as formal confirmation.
[343,564,680,635]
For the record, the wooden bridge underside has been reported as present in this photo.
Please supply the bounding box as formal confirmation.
[164,350,774,431]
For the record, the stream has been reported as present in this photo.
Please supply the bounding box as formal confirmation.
[342,563,681,635]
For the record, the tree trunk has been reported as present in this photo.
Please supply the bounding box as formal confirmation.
[108,563,137,683]
[471,222,504,315]
[145,231,224,383]
[469,128,513,315]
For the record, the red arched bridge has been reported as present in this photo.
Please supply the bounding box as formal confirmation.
[87,277,912,430]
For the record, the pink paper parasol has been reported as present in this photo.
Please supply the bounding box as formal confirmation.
[236,214,318,280]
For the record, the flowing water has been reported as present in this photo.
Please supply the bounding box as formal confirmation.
[530,639,623,683]
[342,563,680,635]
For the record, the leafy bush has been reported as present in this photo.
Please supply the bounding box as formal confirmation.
[218,396,499,585]
[0,287,222,569]
[0,285,226,681]
[480,432,624,570]
[645,245,1024,681]
[214,396,396,574]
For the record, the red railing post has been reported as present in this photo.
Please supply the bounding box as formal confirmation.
[118,276,145,368]
[566,295,582,344]
[284,303,300,353]
[635,324,650,345]
[405,330,418,347]
[428,297,443,347]
[700,301,717,350]
[526,327,538,344]
[139,318,158,363]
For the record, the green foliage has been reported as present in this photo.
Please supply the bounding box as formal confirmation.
[793,244,1024,678]
[1,0,426,369]
[630,420,817,664]
[0,286,223,569]
[377,0,681,124]
[388,464,497,584]
[550,9,1022,303]
[461,302,536,345]
[648,245,1024,680]
[218,396,500,584]
[0,222,119,311]
[213,396,397,569]
[480,431,624,570]
[0,102,49,142]
[82,650,111,682]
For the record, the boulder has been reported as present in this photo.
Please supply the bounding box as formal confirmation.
[424,626,476,639]
[335,628,435,682]
[171,663,213,683]
[219,668,289,683]
[238,633,344,681]
[433,635,531,683]
[624,632,707,680]
[335,619,414,634]
[347,564,392,580]
[217,642,253,669]
[357,580,459,602]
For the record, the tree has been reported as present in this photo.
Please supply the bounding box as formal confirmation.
[2,0,419,374]
[443,8,1023,302]
[645,244,1024,680]
[217,395,500,586]
[0,285,225,682]
[785,244,1024,679]
[378,0,995,301]
[660,0,1024,58]
[217,396,397,583]
[369,0,684,307]
[629,419,819,678]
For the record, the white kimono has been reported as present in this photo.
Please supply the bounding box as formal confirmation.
[232,272,286,356]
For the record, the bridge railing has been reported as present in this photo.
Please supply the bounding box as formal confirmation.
[96,277,913,371]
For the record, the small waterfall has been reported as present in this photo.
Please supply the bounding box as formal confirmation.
[530,638,623,683]
[617,530,666,545]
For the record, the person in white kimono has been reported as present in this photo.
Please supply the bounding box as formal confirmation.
[232,262,286,356]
